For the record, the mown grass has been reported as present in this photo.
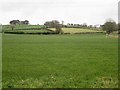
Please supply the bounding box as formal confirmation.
[2,25,104,34]
[2,34,118,88]
[2,25,44,31]
[13,25,44,29]
[49,28,104,34]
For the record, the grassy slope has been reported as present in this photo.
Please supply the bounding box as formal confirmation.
[14,25,43,29]
[2,34,118,88]
[49,28,104,33]
[3,25,104,34]
[2,25,44,31]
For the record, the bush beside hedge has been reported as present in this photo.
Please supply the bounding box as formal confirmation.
[4,30,104,35]
[4,31,57,35]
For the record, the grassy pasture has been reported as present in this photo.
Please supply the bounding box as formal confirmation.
[2,34,118,88]
[2,25,44,31]
[13,25,44,29]
[2,25,104,34]
[49,28,104,34]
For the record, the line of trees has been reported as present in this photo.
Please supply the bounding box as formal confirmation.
[10,20,29,25]
[9,19,119,35]
[44,19,119,35]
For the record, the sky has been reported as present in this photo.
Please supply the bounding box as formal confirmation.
[0,0,119,25]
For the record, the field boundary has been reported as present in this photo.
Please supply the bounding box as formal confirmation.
[4,30,104,35]
[0,25,2,90]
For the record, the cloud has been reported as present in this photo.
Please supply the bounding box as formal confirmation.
[0,0,119,25]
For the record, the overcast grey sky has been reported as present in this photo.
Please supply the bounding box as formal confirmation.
[0,0,119,25]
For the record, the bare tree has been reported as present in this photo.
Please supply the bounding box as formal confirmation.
[55,24,63,34]
[11,25,15,30]
[44,20,63,34]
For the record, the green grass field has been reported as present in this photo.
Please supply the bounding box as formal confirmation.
[2,25,44,31]
[49,28,104,34]
[3,25,104,34]
[2,33,118,88]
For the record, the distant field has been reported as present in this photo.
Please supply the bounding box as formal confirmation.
[14,25,44,29]
[2,34,118,88]
[2,25,104,34]
[2,25,45,31]
[49,28,104,34]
